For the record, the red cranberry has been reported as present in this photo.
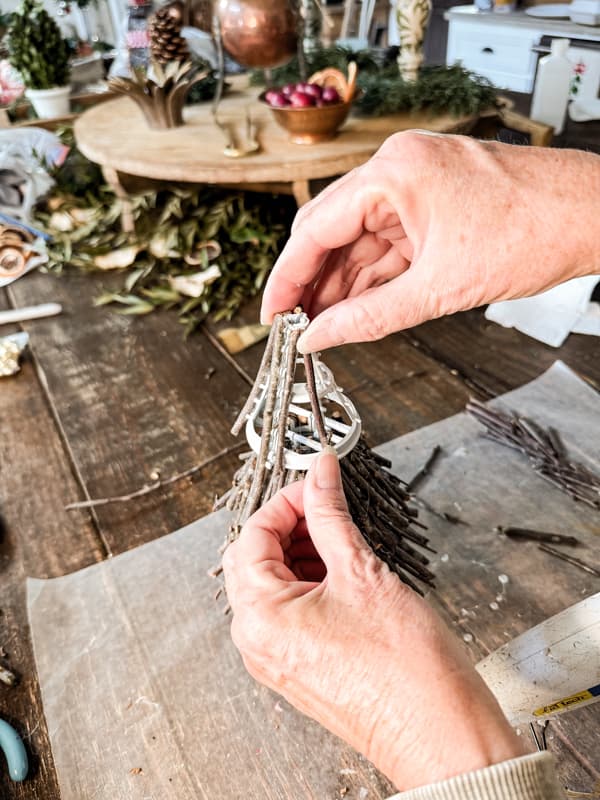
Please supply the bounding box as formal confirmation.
[282,83,296,97]
[289,91,315,108]
[267,90,289,107]
[321,86,340,104]
[303,83,322,99]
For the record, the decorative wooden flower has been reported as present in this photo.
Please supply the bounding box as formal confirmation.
[108,61,208,130]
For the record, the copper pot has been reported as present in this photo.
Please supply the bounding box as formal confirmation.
[215,0,298,69]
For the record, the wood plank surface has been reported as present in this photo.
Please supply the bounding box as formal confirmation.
[7,270,251,558]
[406,309,600,396]
[0,290,104,800]
[3,266,600,798]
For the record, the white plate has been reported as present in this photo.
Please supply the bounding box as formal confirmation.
[525,3,572,16]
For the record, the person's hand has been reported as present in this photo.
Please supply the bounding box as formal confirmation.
[223,448,525,792]
[261,132,600,353]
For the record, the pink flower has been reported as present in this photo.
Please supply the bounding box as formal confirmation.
[0,59,25,106]
[574,62,586,75]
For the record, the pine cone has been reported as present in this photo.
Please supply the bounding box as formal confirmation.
[149,3,189,65]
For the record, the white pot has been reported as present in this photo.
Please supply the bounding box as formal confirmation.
[25,85,71,119]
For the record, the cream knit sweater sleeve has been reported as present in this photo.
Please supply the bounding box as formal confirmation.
[388,753,564,800]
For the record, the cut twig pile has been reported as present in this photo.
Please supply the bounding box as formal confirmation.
[467,399,600,510]
[216,311,435,594]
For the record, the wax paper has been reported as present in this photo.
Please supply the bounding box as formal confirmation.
[27,362,600,800]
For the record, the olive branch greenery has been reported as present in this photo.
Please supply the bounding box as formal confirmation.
[35,135,294,335]
[36,187,293,335]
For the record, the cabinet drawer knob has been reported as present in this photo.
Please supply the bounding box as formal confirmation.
[482,46,494,53]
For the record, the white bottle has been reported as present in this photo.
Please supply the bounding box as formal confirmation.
[530,38,572,136]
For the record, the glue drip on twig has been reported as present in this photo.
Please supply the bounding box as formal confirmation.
[215,310,436,594]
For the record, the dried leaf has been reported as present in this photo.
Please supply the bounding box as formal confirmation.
[49,211,75,232]
[184,240,221,265]
[149,229,180,259]
[168,265,221,298]
[70,208,97,224]
[124,267,147,292]
[141,286,181,303]
[116,302,155,315]
[94,246,140,270]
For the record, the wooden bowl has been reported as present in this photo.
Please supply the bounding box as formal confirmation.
[260,92,355,144]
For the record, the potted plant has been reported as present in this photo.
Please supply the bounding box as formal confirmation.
[7,0,71,118]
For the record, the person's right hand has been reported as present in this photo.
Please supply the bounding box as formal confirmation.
[261,132,600,353]
[223,448,525,793]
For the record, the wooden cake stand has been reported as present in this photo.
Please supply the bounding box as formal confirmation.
[74,84,481,231]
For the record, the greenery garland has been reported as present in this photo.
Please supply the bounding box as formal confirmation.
[252,45,498,118]
[357,64,498,118]
[35,134,294,335]
[250,45,379,87]
[36,187,293,335]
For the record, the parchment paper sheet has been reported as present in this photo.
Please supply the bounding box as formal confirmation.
[27,362,600,800]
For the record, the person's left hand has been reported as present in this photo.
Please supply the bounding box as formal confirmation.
[223,449,524,793]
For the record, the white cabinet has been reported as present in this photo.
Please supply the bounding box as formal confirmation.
[447,19,540,91]
[446,5,600,93]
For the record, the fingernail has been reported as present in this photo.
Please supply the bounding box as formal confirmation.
[315,446,340,489]
[297,332,311,354]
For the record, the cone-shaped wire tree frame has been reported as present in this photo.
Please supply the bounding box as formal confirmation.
[216,310,435,594]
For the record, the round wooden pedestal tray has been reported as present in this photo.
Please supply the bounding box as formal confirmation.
[74,79,481,230]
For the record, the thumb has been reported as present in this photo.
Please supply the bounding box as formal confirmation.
[303,446,367,577]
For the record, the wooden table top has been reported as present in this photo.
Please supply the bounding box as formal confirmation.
[1,268,599,799]
[73,87,479,184]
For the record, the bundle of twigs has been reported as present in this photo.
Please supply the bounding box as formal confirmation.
[467,398,600,510]
[216,311,435,594]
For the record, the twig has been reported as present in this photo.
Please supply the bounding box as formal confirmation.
[412,495,468,526]
[501,527,579,547]
[529,721,549,752]
[273,326,302,482]
[65,443,245,510]
[244,317,285,518]
[407,445,443,492]
[230,315,282,436]
[304,351,328,446]
[538,543,600,578]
